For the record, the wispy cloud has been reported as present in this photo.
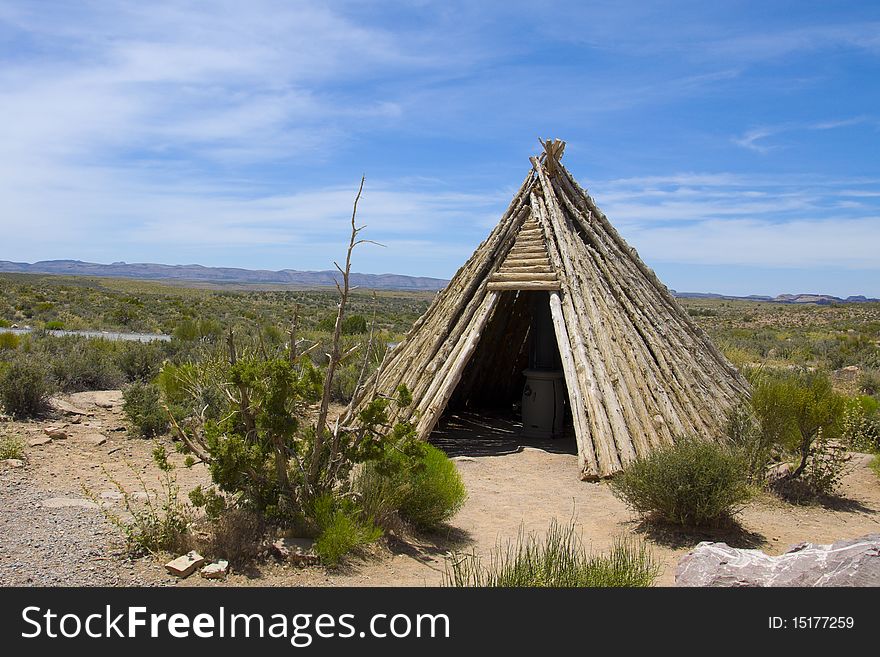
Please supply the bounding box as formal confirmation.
[630,217,880,270]
[733,127,782,153]
[707,22,880,62]
[0,0,476,172]
[1,1,878,294]
[588,172,880,271]
[732,117,870,153]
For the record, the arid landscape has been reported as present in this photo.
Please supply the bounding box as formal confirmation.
[2,140,880,586]
[2,8,879,657]
[2,388,879,587]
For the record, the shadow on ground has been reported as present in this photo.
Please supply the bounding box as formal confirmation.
[632,519,767,550]
[430,411,577,457]
[386,525,474,561]
[316,525,475,579]
[777,492,878,515]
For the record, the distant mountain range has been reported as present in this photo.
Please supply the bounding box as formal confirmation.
[672,291,880,305]
[0,260,877,303]
[0,259,448,291]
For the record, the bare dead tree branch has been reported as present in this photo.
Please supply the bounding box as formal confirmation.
[289,303,299,365]
[164,404,211,463]
[309,174,366,491]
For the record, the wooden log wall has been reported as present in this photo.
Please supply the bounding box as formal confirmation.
[347,141,749,479]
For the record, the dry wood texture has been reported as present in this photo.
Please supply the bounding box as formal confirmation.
[348,140,749,479]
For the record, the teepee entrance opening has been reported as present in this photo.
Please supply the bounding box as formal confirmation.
[429,290,577,457]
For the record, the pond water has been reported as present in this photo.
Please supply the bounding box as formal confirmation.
[0,327,171,343]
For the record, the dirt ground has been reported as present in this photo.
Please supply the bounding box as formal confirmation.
[1,391,879,587]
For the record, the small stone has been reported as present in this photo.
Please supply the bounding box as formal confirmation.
[29,436,52,447]
[43,427,67,440]
[200,561,229,579]
[83,433,107,446]
[1,458,24,468]
[99,490,124,501]
[271,538,319,567]
[165,551,206,578]
[43,497,98,509]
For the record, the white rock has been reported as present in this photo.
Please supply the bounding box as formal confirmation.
[200,560,229,579]
[676,534,880,587]
[165,551,206,578]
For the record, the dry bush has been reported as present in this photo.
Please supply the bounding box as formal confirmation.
[197,508,267,567]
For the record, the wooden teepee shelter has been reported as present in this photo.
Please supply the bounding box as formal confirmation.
[351,139,749,480]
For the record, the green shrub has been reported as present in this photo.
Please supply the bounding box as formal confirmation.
[317,313,368,334]
[841,396,880,453]
[157,360,227,422]
[724,404,772,486]
[311,494,382,566]
[0,332,19,350]
[51,340,125,391]
[94,444,192,556]
[444,519,659,587]
[44,320,64,330]
[610,437,752,527]
[860,369,880,397]
[356,443,467,532]
[750,369,845,483]
[329,361,361,402]
[397,444,467,531]
[116,341,165,383]
[122,382,169,437]
[0,434,25,459]
[870,455,880,479]
[173,318,222,342]
[353,459,405,531]
[0,356,54,418]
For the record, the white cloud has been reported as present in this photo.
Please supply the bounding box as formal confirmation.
[732,117,871,153]
[629,217,880,270]
[0,0,469,173]
[587,172,880,271]
[1,1,878,285]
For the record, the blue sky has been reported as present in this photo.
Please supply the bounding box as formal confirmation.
[1,1,878,296]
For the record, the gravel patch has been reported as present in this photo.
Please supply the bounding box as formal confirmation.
[0,468,165,586]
